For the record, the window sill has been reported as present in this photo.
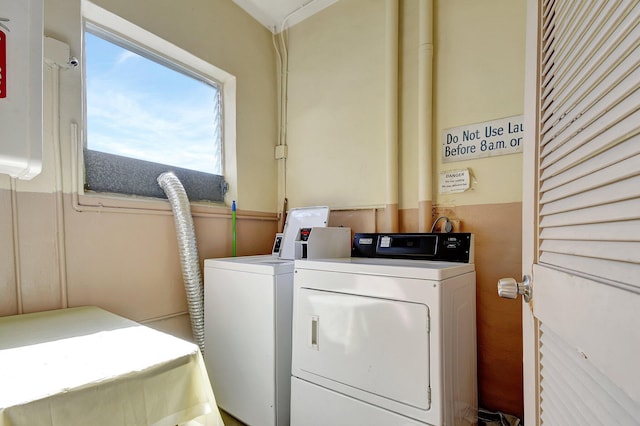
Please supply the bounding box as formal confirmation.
[73,191,275,221]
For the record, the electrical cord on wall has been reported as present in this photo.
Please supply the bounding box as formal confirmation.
[431,216,453,233]
[271,0,319,213]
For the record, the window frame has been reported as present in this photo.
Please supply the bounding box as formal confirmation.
[80,0,237,207]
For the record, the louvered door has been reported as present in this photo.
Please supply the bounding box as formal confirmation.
[521,0,640,424]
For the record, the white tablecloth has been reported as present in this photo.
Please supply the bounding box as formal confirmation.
[0,306,224,426]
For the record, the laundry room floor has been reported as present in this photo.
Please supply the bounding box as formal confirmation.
[219,409,246,426]
[218,408,523,426]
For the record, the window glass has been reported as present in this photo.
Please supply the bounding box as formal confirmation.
[83,22,227,202]
[85,31,222,175]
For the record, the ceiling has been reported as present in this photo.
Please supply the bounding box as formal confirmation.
[232,0,338,32]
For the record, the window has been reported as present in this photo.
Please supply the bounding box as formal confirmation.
[82,2,236,203]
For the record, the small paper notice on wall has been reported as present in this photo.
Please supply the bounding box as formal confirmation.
[439,169,470,194]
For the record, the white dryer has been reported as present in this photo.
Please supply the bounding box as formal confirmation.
[290,233,477,426]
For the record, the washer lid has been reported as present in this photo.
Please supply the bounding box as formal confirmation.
[294,257,474,280]
[205,255,294,275]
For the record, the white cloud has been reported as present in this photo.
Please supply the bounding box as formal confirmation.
[87,78,222,174]
[115,50,139,66]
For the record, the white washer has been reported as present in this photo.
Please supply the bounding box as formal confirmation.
[203,206,351,426]
[291,254,477,425]
[204,255,294,426]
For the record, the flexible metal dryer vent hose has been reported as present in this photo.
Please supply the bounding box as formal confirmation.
[157,172,205,355]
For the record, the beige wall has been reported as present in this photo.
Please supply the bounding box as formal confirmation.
[286,0,524,210]
[286,0,391,209]
[434,0,525,207]
[399,0,420,210]
[1,0,279,338]
[284,0,526,418]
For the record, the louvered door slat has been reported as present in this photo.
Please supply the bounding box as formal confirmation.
[541,2,563,81]
[554,2,613,98]
[542,345,613,425]
[539,252,639,289]
[541,24,561,92]
[540,325,640,425]
[540,1,627,111]
[540,220,640,241]
[550,2,583,59]
[540,240,640,263]
[541,0,578,87]
[541,1,635,123]
[541,50,640,160]
[542,0,634,110]
[542,6,640,137]
[540,368,593,425]
[540,153,640,203]
[541,136,640,192]
[540,104,640,179]
[542,0,556,21]
[542,33,640,151]
[540,198,640,228]
[540,174,640,215]
[543,0,628,126]
[547,3,596,83]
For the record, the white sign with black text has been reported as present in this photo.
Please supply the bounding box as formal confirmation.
[439,169,470,194]
[442,115,523,163]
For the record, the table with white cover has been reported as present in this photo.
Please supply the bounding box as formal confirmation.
[0,306,224,426]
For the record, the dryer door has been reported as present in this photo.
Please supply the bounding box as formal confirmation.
[293,288,430,409]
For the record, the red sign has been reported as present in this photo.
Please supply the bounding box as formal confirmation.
[0,30,5,98]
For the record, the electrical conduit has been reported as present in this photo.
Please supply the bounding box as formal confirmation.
[418,0,434,231]
[384,0,400,232]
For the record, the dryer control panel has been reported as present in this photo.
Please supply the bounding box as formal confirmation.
[352,232,473,263]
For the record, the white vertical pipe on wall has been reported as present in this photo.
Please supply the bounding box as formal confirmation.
[274,2,322,229]
[272,31,287,229]
[384,0,399,232]
[418,0,434,232]
[9,178,23,314]
[45,36,74,309]
[49,63,69,309]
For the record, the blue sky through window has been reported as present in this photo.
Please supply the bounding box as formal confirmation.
[85,32,222,175]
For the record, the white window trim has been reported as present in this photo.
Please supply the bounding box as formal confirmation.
[79,0,237,208]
